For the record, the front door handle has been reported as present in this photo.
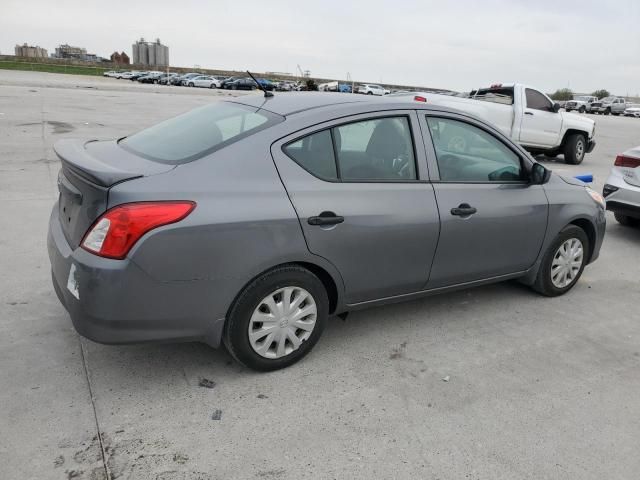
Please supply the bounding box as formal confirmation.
[451,203,477,217]
[525,111,534,116]
[308,211,344,226]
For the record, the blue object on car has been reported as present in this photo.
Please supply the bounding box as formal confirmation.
[574,174,593,183]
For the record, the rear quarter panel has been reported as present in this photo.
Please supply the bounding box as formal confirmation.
[107,129,345,323]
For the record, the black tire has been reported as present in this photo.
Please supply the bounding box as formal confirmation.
[604,108,611,116]
[188,82,194,87]
[532,225,590,297]
[563,133,587,165]
[614,213,640,227]
[579,106,586,113]
[153,79,158,84]
[223,265,329,371]
[209,83,216,89]
[367,91,373,95]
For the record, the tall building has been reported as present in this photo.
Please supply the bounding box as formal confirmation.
[15,43,48,58]
[131,38,169,67]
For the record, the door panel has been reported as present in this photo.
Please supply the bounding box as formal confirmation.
[419,112,549,289]
[519,88,562,147]
[271,111,439,304]
[427,183,548,288]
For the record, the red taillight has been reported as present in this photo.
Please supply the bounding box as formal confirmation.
[614,155,640,168]
[414,95,427,102]
[81,201,196,259]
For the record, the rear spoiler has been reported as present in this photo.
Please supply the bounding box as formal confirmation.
[54,139,172,187]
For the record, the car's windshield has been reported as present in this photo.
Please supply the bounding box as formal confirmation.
[601,96,615,102]
[120,102,284,164]
[574,96,589,101]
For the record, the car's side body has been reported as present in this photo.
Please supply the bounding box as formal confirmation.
[623,106,640,118]
[591,96,628,115]
[565,96,598,113]
[47,94,605,350]
[358,84,385,95]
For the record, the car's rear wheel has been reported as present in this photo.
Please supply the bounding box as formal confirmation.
[223,266,328,371]
[563,133,586,165]
[188,82,194,87]
[579,106,586,113]
[209,83,217,89]
[614,213,640,227]
[532,225,589,296]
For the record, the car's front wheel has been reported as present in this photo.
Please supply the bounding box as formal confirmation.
[223,266,329,371]
[532,225,589,296]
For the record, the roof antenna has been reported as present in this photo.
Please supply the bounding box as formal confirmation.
[247,70,274,98]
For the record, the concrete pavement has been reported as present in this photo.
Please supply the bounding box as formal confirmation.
[1,70,639,480]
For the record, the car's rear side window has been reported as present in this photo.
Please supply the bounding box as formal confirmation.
[283,116,417,182]
[120,102,283,164]
[283,130,338,180]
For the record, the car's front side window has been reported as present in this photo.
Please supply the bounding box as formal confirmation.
[426,117,523,183]
[283,116,417,182]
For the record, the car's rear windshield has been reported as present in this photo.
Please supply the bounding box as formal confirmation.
[120,102,283,164]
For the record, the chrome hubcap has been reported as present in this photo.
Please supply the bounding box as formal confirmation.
[248,287,317,359]
[551,238,584,288]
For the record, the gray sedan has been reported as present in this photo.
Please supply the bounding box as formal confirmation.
[47,93,606,371]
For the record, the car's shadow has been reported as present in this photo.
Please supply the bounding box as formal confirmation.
[80,279,537,383]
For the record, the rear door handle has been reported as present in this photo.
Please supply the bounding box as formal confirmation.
[308,212,344,226]
[525,111,534,116]
[451,203,477,217]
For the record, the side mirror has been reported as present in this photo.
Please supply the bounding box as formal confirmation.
[552,102,561,113]
[531,163,551,185]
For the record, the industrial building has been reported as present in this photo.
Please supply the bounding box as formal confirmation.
[51,44,104,62]
[14,44,48,58]
[110,52,130,65]
[131,38,169,67]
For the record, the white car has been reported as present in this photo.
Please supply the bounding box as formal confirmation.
[603,147,640,226]
[185,75,222,88]
[623,106,640,118]
[103,71,120,78]
[358,84,386,96]
[118,71,143,80]
[403,83,596,164]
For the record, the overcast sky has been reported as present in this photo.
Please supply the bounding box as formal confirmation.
[2,0,640,94]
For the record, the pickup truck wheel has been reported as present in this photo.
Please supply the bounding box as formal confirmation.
[604,108,611,115]
[563,133,586,165]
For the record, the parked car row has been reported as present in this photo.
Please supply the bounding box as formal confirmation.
[103,70,311,91]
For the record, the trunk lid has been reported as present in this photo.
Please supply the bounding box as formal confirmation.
[55,139,173,248]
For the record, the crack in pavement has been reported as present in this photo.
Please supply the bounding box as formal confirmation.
[79,337,111,480]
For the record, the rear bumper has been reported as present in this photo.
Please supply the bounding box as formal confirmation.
[603,172,640,218]
[47,204,225,347]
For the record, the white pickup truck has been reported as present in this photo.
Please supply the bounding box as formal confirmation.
[412,83,596,164]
